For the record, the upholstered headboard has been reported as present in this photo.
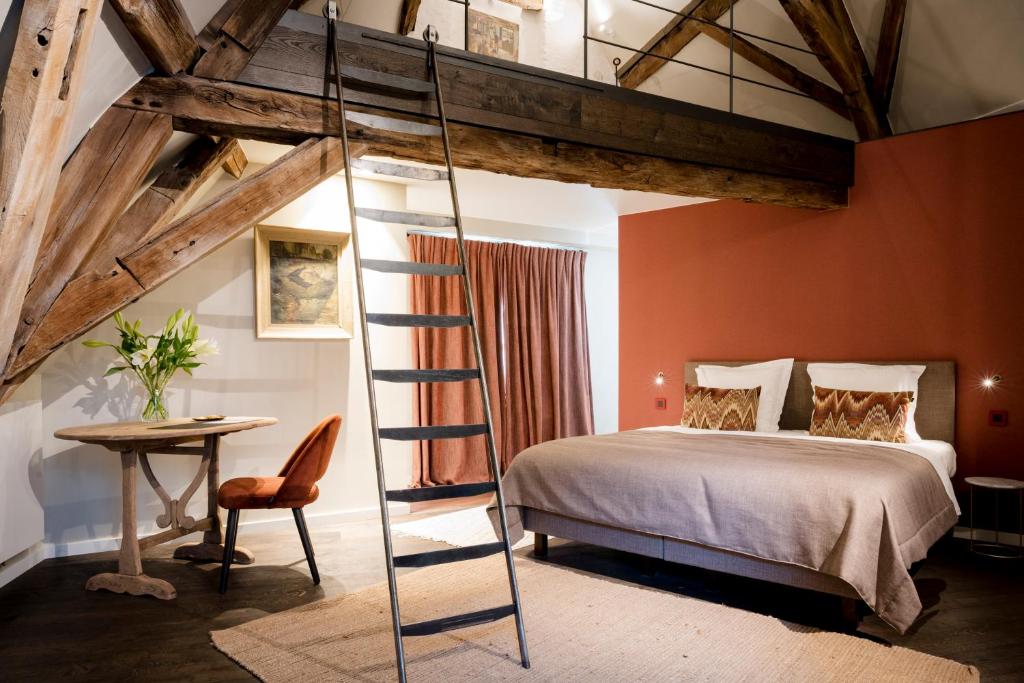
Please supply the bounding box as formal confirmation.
[683,361,956,443]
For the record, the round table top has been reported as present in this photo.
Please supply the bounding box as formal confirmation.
[965,476,1024,490]
[55,417,278,445]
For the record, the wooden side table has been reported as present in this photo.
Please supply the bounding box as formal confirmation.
[965,476,1024,559]
[55,418,277,599]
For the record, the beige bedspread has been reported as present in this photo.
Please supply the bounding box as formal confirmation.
[492,430,958,633]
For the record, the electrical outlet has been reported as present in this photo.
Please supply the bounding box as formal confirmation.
[989,410,1009,427]
[655,397,667,410]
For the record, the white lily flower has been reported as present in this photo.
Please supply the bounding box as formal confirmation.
[193,339,219,356]
[130,350,149,367]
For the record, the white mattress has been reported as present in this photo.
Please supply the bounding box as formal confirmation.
[645,426,960,514]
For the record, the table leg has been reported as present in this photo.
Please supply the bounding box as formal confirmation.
[173,435,255,565]
[86,449,176,599]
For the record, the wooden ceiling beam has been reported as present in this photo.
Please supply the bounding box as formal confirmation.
[192,0,293,80]
[0,0,102,381]
[221,141,249,179]
[778,0,889,139]
[398,0,421,36]
[109,0,199,74]
[616,0,736,90]
[695,22,850,119]
[114,75,846,210]
[10,108,172,369]
[4,137,363,383]
[872,0,907,114]
[77,137,244,277]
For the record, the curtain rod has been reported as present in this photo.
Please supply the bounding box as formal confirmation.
[406,229,587,252]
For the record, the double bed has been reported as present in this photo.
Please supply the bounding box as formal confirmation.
[491,361,959,634]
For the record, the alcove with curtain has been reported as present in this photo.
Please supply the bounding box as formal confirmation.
[409,233,594,486]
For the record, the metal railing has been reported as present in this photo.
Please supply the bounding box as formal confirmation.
[439,0,842,115]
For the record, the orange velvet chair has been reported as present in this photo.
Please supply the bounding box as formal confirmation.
[217,415,342,593]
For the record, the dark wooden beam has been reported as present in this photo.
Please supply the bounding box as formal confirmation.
[192,0,293,80]
[0,0,102,380]
[10,108,172,368]
[398,0,421,36]
[695,22,850,119]
[114,75,846,210]
[778,0,889,139]
[872,0,907,113]
[5,137,363,381]
[234,12,852,186]
[109,0,199,74]
[616,0,735,90]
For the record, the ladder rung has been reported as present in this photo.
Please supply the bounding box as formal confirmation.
[379,424,487,441]
[373,368,480,383]
[355,207,456,228]
[366,313,470,328]
[401,605,516,637]
[345,111,442,137]
[340,65,434,96]
[393,542,506,569]
[361,259,463,276]
[351,159,449,181]
[385,482,496,503]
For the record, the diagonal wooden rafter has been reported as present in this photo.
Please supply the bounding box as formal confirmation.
[4,137,364,383]
[398,0,421,36]
[0,0,102,387]
[778,0,890,139]
[192,0,293,80]
[109,0,199,74]
[616,0,736,90]
[10,108,173,365]
[694,22,850,120]
[872,0,907,114]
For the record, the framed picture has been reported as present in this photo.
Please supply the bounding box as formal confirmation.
[468,9,519,62]
[254,225,353,340]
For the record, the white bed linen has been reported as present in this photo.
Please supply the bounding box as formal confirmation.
[644,426,960,514]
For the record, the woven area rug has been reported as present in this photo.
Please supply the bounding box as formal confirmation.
[392,505,533,550]
[211,556,978,682]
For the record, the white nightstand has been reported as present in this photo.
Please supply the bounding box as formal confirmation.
[966,476,1024,559]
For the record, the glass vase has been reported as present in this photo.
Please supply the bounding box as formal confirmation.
[141,388,169,422]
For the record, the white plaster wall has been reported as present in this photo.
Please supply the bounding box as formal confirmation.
[35,167,619,557]
[0,374,43,575]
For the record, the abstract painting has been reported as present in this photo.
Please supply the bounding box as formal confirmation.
[468,10,519,62]
[254,226,353,339]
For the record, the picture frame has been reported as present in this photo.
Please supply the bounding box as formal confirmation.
[468,9,520,62]
[254,225,353,340]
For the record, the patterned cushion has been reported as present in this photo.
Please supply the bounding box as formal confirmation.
[809,386,914,443]
[681,385,760,431]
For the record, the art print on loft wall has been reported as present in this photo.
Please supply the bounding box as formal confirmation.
[254,225,353,340]
[468,9,519,61]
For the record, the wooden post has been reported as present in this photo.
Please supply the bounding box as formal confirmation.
[109,0,199,74]
[0,0,102,381]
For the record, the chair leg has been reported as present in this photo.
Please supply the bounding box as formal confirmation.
[292,508,320,586]
[219,508,240,594]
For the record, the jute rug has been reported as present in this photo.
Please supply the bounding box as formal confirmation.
[211,556,978,682]
[392,506,533,551]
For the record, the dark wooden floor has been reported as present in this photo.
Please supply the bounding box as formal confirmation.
[1,511,1021,682]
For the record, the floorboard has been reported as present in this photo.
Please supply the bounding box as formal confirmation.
[0,509,1020,681]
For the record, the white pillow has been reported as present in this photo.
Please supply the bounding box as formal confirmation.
[696,359,794,432]
[806,363,926,442]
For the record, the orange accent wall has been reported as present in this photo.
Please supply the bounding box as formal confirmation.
[619,112,1024,482]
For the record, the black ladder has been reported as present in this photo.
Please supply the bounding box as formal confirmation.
[325,10,529,682]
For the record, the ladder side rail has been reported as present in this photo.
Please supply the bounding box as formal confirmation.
[326,15,409,683]
[425,35,531,670]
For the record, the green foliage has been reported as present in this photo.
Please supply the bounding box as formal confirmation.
[82,309,219,412]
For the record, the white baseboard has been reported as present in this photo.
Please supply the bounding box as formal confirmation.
[0,502,409,589]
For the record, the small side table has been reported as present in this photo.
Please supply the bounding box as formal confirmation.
[965,476,1024,559]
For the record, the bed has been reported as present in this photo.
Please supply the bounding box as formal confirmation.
[491,360,959,634]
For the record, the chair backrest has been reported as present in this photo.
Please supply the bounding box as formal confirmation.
[276,415,342,506]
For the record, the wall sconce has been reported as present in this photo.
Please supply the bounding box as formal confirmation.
[982,374,1003,390]
[655,371,665,386]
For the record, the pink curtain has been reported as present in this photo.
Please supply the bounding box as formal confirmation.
[409,234,594,485]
